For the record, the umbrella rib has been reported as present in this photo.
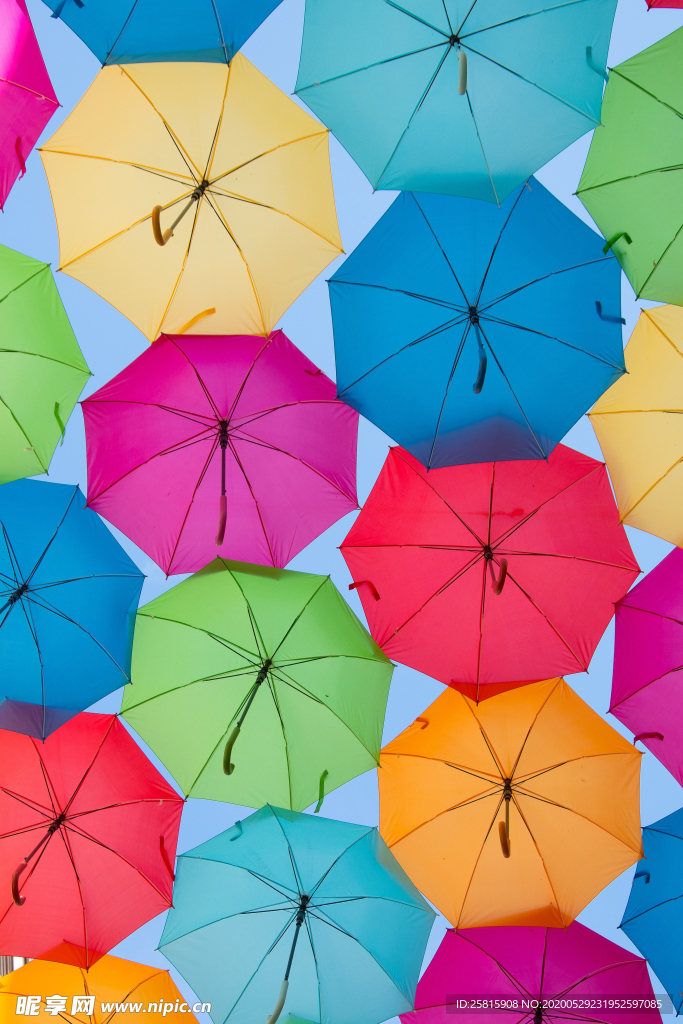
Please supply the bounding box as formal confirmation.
[479,257,615,313]
[208,0,231,64]
[267,676,295,811]
[0,77,58,104]
[270,807,305,896]
[14,593,49,736]
[163,431,220,572]
[394,447,488,545]
[24,485,79,587]
[328,279,468,313]
[204,60,230,183]
[453,931,534,999]
[100,0,140,65]
[0,348,89,372]
[309,829,376,898]
[207,130,329,187]
[477,322,548,457]
[493,550,640,572]
[60,821,173,902]
[231,430,358,504]
[65,797,182,821]
[620,893,683,927]
[294,43,448,94]
[0,263,49,306]
[465,90,501,206]
[207,185,344,251]
[223,438,279,566]
[577,162,683,195]
[480,312,626,371]
[474,184,528,304]
[635,220,683,298]
[0,818,62,929]
[382,1,450,36]
[454,0,480,35]
[119,67,202,179]
[609,663,683,711]
[515,786,642,851]
[168,338,222,420]
[224,336,273,423]
[230,397,350,432]
[30,573,142,590]
[510,795,568,925]
[219,911,297,1024]
[611,453,683,523]
[0,394,49,474]
[135,613,262,664]
[461,0,595,38]
[497,569,587,671]
[426,324,472,470]
[152,197,203,341]
[411,194,471,306]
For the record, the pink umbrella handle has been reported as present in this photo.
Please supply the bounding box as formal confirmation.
[634,732,664,744]
[349,580,380,601]
[14,138,26,177]
[215,495,227,546]
[159,836,175,881]
[11,861,27,906]
[152,206,173,247]
[492,558,508,595]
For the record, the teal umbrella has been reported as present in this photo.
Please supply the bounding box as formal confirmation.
[159,805,435,1024]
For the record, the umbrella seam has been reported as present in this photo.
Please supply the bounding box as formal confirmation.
[411,194,471,306]
[0,395,49,474]
[480,312,626,371]
[476,321,547,457]
[100,0,140,66]
[425,321,472,469]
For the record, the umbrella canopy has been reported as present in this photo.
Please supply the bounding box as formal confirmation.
[0,243,90,484]
[620,808,683,1013]
[400,923,661,1024]
[0,478,144,740]
[0,954,199,1024]
[0,0,58,210]
[589,305,683,545]
[0,712,183,967]
[83,331,358,575]
[340,445,638,700]
[294,0,615,202]
[379,678,643,929]
[577,29,683,304]
[121,558,393,811]
[611,547,683,787]
[159,804,435,1024]
[39,54,342,342]
[330,182,624,468]
[42,0,282,65]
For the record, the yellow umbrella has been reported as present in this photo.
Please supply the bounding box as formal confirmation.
[589,305,683,546]
[39,55,343,341]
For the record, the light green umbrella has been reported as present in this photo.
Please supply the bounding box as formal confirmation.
[121,558,394,811]
[577,29,683,304]
[0,243,90,483]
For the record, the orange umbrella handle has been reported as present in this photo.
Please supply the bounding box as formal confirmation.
[152,206,173,246]
[11,861,27,906]
[498,821,510,858]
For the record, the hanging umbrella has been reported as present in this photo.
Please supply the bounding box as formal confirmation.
[0,478,144,740]
[43,0,282,65]
[0,712,183,967]
[340,444,638,700]
[611,547,683,787]
[82,331,358,575]
[121,558,393,811]
[379,678,643,929]
[645,0,683,6]
[158,804,435,1024]
[0,243,90,485]
[577,29,683,304]
[329,182,625,468]
[294,0,615,202]
[38,54,343,342]
[401,922,662,1024]
[0,953,199,1023]
[620,808,683,1013]
[589,305,683,545]
[0,0,58,210]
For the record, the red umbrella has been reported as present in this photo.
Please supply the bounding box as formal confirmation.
[0,713,183,968]
[341,445,639,699]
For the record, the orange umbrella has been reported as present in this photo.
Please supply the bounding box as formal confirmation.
[379,678,642,930]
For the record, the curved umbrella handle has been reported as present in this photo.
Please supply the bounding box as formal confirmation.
[493,558,508,596]
[458,50,468,95]
[349,580,380,601]
[634,732,664,744]
[635,870,650,884]
[498,821,510,859]
[223,724,240,776]
[152,206,173,247]
[473,343,487,394]
[11,861,26,906]
[602,232,631,256]
[215,494,227,547]
[266,980,288,1024]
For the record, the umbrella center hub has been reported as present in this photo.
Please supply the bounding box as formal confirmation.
[502,778,513,799]
[255,659,273,686]
[482,545,493,559]
[449,35,461,46]
[534,1004,544,1024]
[192,179,210,200]
[48,812,67,834]
[468,305,480,325]
[8,582,29,604]
[217,419,230,449]
[296,893,310,923]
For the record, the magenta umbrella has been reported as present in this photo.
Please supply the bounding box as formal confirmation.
[611,546,683,786]
[0,0,58,210]
[83,331,359,575]
[402,924,662,1024]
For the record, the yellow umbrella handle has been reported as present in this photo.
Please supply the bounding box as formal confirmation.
[152,206,173,246]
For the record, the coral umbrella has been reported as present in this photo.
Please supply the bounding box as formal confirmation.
[121,559,393,811]
[341,445,638,700]
[401,923,663,1024]
[83,331,358,575]
[379,678,643,929]
[0,243,90,484]
[159,805,435,1024]
[0,954,200,1023]
[330,181,625,468]
[0,0,58,210]
[39,54,342,342]
[0,713,183,968]
[0,479,144,740]
[577,29,683,305]
[589,306,683,546]
[611,547,683,787]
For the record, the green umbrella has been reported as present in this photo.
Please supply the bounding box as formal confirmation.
[121,558,394,811]
[0,243,90,483]
[577,29,683,304]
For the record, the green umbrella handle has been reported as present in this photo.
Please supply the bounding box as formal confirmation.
[223,725,240,775]
[11,862,27,906]
[458,50,468,95]
[152,206,173,246]
[602,232,632,256]
[266,980,288,1024]
[314,770,329,813]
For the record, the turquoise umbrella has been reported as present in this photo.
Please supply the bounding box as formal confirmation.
[295,0,617,202]
[159,805,435,1024]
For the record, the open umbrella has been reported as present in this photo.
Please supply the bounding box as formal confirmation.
[121,558,393,811]
[340,444,638,700]
[83,331,358,575]
[0,712,183,967]
[620,808,683,1013]
[401,923,663,1024]
[42,0,282,65]
[0,243,90,485]
[159,804,435,1024]
[0,478,144,740]
[294,0,615,201]
[39,54,342,342]
[589,305,683,545]
[0,0,58,210]
[577,29,683,304]
[330,181,624,468]
[611,547,683,787]
[379,678,643,929]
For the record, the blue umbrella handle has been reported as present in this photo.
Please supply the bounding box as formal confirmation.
[458,50,468,95]
[603,232,632,255]
[51,0,84,17]
[473,340,487,394]
[635,870,650,884]
[595,301,626,325]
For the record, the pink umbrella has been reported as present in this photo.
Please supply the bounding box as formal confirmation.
[83,331,359,575]
[402,924,662,1024]
[0,0,58,210]
[611,546,683,786]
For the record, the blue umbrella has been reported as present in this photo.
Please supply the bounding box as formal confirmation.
[621,808,683,1014]
[329,179,625,468]
[0,478,144,740]
[159,805,435,1024]
[43,0,282,65]
[294,0,616,201]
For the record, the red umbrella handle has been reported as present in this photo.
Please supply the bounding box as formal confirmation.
[493,558,508,595]
[11,861,27,906]
[159,836,175,881]
[349,580,380,601]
